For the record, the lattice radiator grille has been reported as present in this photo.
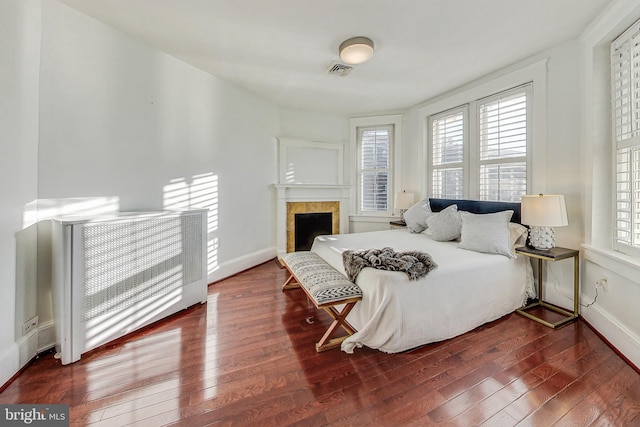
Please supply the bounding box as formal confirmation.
[82,214,203,321]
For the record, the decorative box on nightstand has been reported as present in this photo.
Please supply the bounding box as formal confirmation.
[515,246,579,328]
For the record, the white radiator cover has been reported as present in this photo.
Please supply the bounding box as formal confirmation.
[51,210,208,364]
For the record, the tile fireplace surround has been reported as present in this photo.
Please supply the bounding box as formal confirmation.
[274,184,350,257]
[287,201,339,252]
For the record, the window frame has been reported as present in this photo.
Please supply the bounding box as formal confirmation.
[357,125,394,214]
[611,18,640,257]
[428,106,468,199]
[476,84,532,202]
[350,115,403,217]
[427,84,532,201]
[419,59,546,203]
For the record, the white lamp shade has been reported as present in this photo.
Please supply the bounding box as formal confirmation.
[395,191,415,210]
[339,37,374,65]
[521,194,568,227]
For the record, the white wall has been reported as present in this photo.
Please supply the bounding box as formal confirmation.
[580,0,640,369]
[279,108,348,144]
[0,0,41,386]
[401,107,424,198]
[38,0,279,285]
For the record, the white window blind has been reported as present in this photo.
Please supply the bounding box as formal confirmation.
[358,126,392,213]
[478,87,529,202]
[428,85,530,201]
[431,109,465,199]
[612,19,640,255]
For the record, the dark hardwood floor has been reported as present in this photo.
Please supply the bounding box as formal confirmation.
[2,259,639,426]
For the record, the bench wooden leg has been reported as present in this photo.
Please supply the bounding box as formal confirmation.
[281,269,301,291]
[315,301,358,352]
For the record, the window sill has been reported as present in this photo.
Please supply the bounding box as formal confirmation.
[582,244,640,284]
[349,215,398,223]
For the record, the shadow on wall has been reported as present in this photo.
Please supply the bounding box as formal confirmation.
[23,197,121,229]
[163,172,219,277]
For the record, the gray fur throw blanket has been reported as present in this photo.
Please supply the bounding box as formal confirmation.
[342,247,437,282]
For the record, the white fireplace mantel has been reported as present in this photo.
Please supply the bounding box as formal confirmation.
[273,184,351,257]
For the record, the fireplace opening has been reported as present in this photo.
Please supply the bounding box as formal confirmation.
[286,201,339,253]
[294,212,333,251]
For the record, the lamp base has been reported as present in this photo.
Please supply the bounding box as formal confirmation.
[528,226,556,250]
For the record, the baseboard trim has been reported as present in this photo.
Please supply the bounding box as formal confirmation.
[581,303,640,372]
[0,331,38,392]
[207,247,276,284]
[37,320,56,353]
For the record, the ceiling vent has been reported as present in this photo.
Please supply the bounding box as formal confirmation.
[327,61,354,77]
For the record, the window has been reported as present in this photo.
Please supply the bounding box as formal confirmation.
[350,115,402,217]
[357,125,393,213]
[611,18,640,256]
[430,108,466,199]
[478,89,529,201]
[428,84,531,202]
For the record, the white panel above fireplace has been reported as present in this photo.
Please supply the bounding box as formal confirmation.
[278,137,344,185]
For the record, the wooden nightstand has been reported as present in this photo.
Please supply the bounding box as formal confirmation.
[390,220,407,229]
[515,246,579,328]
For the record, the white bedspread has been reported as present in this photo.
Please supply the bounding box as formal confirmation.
[311,229,535,353]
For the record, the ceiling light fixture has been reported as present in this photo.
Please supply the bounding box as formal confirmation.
[339,36,374,65]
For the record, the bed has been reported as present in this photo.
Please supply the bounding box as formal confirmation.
[309,198,535,353]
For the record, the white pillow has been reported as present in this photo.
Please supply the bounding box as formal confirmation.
[509,223,528,248]
[403,199,432,233]
[426,204,461,241]
[459,210,515,258]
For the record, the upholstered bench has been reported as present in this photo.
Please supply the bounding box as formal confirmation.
[280,251,362,352]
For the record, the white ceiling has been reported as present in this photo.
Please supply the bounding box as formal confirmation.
[57,0,612,116]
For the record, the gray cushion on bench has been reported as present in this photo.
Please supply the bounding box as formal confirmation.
[282,251,362,305]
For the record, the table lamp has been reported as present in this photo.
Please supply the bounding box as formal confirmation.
[395,191,415,223]
[521,194,568,250]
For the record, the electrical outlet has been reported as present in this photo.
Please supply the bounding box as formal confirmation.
[595,277,609,291]
[22,316,38,335]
